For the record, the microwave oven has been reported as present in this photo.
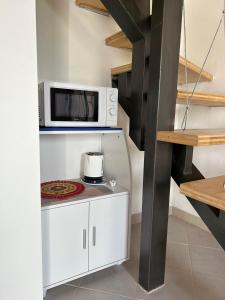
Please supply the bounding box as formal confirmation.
[38,81,118,127]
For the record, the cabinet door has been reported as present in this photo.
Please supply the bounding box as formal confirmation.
[42,203,89,287]
[89,195,129,270]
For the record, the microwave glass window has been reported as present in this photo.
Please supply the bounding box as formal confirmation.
[51,88,99,122]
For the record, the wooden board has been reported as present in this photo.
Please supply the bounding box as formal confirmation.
[111,59,213,84]
[111,63,132,76]
[157,129,225,146]
[105,31,132,49]
[177,90,225,107]
[108,32,213,84]
[178,56,213,85]
[180,175,225,211]
[75,0,108,14]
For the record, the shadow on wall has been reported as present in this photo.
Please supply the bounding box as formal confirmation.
[36,0,132,86]
[36,0,70,82]
[118,106,144,215]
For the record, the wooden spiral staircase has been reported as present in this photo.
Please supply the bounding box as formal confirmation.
[76,0,225,293]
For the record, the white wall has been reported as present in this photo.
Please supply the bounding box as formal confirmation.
[36,0,132,86]
[0,1,43,300]
[40,135,102,182]
[172,0,225,215]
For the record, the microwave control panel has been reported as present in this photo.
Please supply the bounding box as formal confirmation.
[106,88,118,127]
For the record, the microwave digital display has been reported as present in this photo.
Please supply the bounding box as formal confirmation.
[50,88,99,122]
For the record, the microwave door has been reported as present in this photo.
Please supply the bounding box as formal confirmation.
[75,93,98,122]
[84,93,89,121]
[72,94,88,121]
[49,87,100,127]
[79,93,89,121]
[65,94,72,118]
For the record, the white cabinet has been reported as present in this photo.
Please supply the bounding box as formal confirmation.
[42,202,89,287]
[89,195,129,270]
[42,193,129,290]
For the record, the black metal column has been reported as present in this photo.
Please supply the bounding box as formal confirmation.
[129,0,150,150]
[100,0,144,43]
[139,0,183,292]
[219,211,225,225]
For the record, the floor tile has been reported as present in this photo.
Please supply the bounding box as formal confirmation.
[189,245,225,278]
[186,223,221,249]
[167,216,188,244]
[136,269,195,300]
[130,224,141,262]
[110,294,137,300]
[65,278,82,287]
[45,284,77,300]
[166,242,192,273]
[123,259,139,281]
[80,265,138,298]
[73,288,111,300]
[192,272,225,300]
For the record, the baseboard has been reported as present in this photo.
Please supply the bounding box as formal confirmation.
[172,207,209,232]
[132,213,142,224]
[132,207,209,232]
[131,206,173,225]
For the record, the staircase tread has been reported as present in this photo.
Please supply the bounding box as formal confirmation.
[157,129,225,146]
[177,90,225,107]
[112,64,132,76]
[111,59,213,84]
[108,85,225,107]
[75,0,108,14]
[180,175,225,211]
[106,31,132,49]
[109,31,213,84]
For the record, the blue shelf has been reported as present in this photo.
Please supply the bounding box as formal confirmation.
[39,127,123,135]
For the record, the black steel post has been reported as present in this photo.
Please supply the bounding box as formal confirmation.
[173,144,194,175]
[139,0,183,292]
[100,0,144,43]
[219,211,225,225]
[118,72,132,116]
[129,0,151,150]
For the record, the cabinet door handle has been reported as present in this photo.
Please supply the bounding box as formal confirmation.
[92,226,96,246]
[83,229,87,249]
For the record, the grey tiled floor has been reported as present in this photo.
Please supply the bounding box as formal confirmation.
[45,216,225,300]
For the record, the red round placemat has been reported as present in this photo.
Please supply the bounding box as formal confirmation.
[41,180,85,200]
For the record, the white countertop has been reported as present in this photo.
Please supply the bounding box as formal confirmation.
[41,179,128,210]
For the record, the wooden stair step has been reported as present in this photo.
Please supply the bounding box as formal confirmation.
[177,90,225,107]
[109,31,213,84]
[111,59,213,85]
[106,31,132,49]
[109,86,225,107]
[178,56,213,85]
[111,64,132,76]
[75,0,108,15]
[180,176,225,211]
[157,129,225,146]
